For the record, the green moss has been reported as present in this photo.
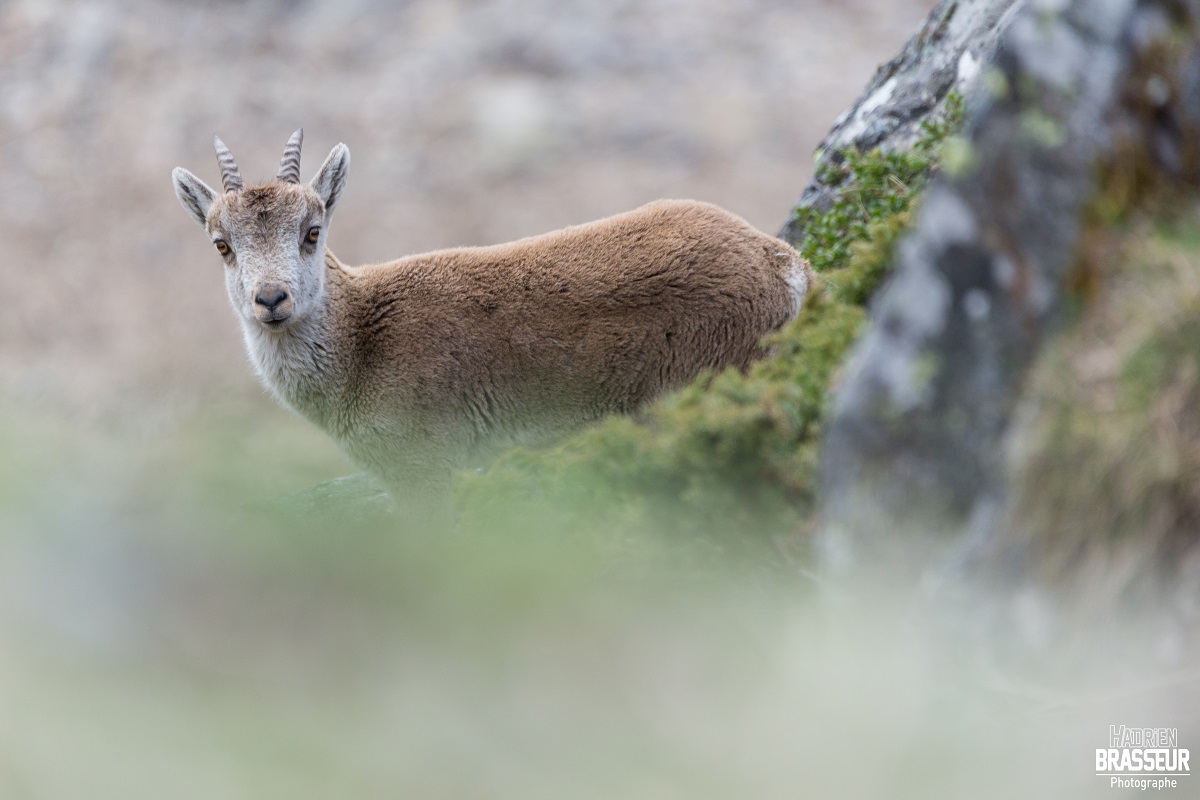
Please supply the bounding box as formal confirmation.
[827,209,913,305]
[456,95,966,547]
[795,149,928,276]
[792,91,963,276]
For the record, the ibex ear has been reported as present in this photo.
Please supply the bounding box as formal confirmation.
[172,167,217,228]
[311,143,350,212]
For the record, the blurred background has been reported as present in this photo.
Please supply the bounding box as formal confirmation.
[8,2,1191,799]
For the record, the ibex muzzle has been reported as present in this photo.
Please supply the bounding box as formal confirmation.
[253,281,293,325]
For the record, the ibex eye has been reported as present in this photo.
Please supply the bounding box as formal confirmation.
[214,240,230,255]
[306,226,321,243]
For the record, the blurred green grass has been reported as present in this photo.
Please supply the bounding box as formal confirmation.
[1,396,1196,800]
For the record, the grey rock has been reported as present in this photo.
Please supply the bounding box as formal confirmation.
[779,0,1026,246]
[816,0,1200,574]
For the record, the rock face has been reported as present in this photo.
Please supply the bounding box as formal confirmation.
[778,0,1025,247]
[815,0,1200,572]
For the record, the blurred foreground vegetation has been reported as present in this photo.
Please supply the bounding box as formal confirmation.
[3,391,1196,799]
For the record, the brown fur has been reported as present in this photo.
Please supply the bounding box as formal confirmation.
[324,200,807,477]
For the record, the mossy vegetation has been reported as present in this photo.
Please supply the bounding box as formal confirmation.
[795,91,963,278]
[456,95,966,547]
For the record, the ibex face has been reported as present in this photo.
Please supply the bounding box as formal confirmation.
[172,129,350,332]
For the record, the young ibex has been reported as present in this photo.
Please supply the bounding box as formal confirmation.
[172,130,811,522]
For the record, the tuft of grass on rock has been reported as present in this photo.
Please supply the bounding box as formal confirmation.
[1001,210,1200,596]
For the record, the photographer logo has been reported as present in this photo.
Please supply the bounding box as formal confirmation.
[1096,725,1189,791]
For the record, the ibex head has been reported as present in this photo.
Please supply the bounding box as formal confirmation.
[172,129,351,330]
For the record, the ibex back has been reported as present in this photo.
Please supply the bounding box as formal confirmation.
[172,130,812,524]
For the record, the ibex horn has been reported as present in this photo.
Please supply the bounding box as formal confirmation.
[212,134,244,193]
[277,127,304,184]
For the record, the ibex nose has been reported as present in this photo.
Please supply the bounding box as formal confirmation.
[255,284,289,312]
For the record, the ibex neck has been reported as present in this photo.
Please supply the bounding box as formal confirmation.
[241,299,343,425]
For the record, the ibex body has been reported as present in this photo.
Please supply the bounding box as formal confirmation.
[172,130,811,519]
